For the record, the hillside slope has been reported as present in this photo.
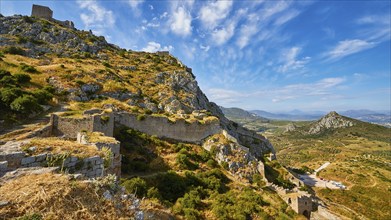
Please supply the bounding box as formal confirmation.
[268,112,391,219]
[0,14,307,219]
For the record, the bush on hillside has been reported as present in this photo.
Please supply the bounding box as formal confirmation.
[20,63,38,73]
[13,73,31,84]
[32,89,53,104]
[122,177,147,197]
[10,95,42,113]
[3,46,24,55]
[0,87,23,105]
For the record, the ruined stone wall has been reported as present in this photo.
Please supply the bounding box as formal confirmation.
[115,112,221,143]
[91,113,114,137]
[51,114,93,138]
[77,132,121,177]
[0,151,105,178]
[51,113,113,139]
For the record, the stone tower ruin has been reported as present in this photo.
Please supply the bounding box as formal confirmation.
[31,4,53,20]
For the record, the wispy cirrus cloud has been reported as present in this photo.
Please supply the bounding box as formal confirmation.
[199,0,233,30]
[356,14,391,41]
[277,47,311,73]
[77,0,115,35]
[324,39,376,61]
[207,77,346,105]
[128,0,144,10]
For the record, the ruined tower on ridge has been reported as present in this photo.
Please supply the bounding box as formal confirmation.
[30,4,74,29]
[31,4,53,20]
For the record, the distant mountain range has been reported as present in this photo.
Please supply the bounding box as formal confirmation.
[219,106,270,123]
[251,109,390,125]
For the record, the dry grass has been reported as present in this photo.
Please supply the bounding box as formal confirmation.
[0,173,134,219]
[22,137,102,159]
[85,132,118,144]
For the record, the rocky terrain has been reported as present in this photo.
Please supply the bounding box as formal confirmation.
[307,111,354,134]
[0,14,312,219]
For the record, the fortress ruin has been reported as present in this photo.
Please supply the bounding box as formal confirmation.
[31,4,52,19]
[31,4,74,29]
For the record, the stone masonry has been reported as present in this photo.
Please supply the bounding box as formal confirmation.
[31,4,53,19]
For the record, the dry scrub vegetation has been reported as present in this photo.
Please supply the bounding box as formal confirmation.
[0,173,134,219]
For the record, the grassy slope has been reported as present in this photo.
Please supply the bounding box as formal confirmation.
[267,119,391,219]
[115,127,303,220]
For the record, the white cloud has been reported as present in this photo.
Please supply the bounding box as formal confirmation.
[77,0,115,34]
[141,41,173,53]
[160,12,168,19]
[269,77,346,103]
[236,18,260,48]
[261,1,290,20]
[128,0,144,10]
[207,88,247,105]
[199,0,233,29]
[278,47,310,73]
[169,6,192,36]
[325,39,376,61]
[274,9,300,26]
[211,22,235,45]
[356,14,391,42]
[207,77,346,106]
[200,45,210,52]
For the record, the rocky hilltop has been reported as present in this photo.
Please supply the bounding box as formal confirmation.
[0,13,306,219]
[308,111,354,134]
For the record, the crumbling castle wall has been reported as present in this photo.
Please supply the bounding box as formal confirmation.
[51,113,113,138]
[115,112,221,143]
[0,149,105,178]
[77,132,121,177]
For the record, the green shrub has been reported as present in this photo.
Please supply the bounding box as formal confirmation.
[75,80,85,86]
[176,153,191,169]
[252,174,265,187]
[137,114,146,121]
[122,177,147,197]
[0,75,16,86]
[13,73,31,84]
[3,46,25,55]
[206,159,218,168]
[147,187,161,200]
[10,95,42,113]
[0,87,23,105]
[199,150,211,162]
[32,89,53,104]
[20,63,38,73]
[0,70,11,79]
[173,190,202,219]
[102,62,111,68]
[156,171,187,202]
[221,161,229,170]
[43,85,55,94]
[22,16,34,23]
[16,36,28,44]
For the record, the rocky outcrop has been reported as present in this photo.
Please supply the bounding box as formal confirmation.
[308,111,354,134]
[203,132,263,181]
[0,15,110,57]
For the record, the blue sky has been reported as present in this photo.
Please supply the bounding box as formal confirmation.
[1,0,390,112]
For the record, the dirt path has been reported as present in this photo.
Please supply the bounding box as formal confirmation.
[0,104,68,141]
